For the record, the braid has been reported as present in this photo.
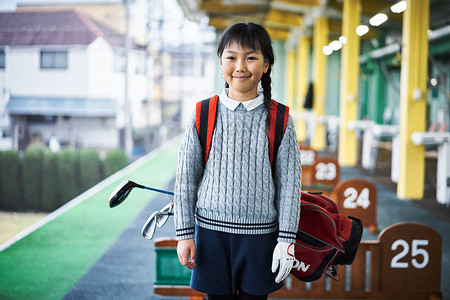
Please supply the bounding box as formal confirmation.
[261,68,272,109]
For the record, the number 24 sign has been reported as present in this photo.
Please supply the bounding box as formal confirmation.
[334,178,378,234]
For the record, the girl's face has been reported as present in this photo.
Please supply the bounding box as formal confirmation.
[220,42,269,102]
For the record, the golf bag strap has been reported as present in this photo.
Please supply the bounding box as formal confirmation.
[195,96,289,169]
[196,95,219,167]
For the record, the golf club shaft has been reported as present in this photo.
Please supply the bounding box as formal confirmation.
[144,186,174,196]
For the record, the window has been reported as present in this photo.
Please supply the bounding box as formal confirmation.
[135,52,148,74]
[40,51,68,69]
[114,49,126,72]
[171,56,194,76]
[0,49,5,69]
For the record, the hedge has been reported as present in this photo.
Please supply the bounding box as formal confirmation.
[0,150,22,210]
[104,148,128,177]
[23,144,45,210]
[79,148,103,192]
[42,150,59,212]
[0,147,129,212]
[56,148,80,206]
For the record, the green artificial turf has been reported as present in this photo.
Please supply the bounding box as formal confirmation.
[0,137,181,300]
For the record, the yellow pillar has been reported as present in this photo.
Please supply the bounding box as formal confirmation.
[296,35,310,142]
[397,0,429,199]
[338,0,361,167]
[286,48,296,109]
[311,16,328,151]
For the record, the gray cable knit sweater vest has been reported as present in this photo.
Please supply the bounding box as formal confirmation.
[174,100,302,243]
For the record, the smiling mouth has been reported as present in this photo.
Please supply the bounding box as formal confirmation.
[233,75,251,79]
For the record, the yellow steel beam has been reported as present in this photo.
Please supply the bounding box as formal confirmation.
[361,0,402,21]
[328,19,377,40]
[286,48,296,109]
[199,0,266,14]
[275,0,320,6]
[208,17,231,30]
[209,15,265,30]
[361,0,395,15]
[328,0,401,21]
[266,27,290,41]
[311,16,328,151]
[338,0,361,167]
[296,35,310,142]
[397,0,429,200]
[265,9,302,29]
[328,19,342,35]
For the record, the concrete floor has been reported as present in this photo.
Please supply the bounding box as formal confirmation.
[64,165,450,300]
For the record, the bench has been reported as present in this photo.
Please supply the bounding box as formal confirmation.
[316,115,340,153]
[347,122,400,179]
[154,222,442,300]
[411,131,450,205]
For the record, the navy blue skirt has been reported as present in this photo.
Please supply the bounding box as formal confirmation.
[191,224,283,295]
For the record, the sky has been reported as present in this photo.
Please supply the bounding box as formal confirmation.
[0,0,121,11]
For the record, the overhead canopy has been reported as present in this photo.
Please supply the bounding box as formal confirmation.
[176,0,449,41]
[6,96,117,117]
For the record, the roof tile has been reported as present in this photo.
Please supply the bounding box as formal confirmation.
[0,10,128,46]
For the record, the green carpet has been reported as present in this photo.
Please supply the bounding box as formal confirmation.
[0,137,181,300]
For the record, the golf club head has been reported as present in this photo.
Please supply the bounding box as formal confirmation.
[108,180,144,208]
[142,211,159,239]
[156,203,174,227]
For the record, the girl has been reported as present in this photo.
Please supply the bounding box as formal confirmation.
[174,22,301,300]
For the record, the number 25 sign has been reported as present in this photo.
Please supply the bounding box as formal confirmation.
[334,178,377,234]
[380,223,441,294]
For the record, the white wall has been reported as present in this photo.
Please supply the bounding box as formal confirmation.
[128,49,150,129]
[87,38,114,98]
[177,54,216,128]
[5,38,150,107]
[9,45,89,97]
[0,70,7,119]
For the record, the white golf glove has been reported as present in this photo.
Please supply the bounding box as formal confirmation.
[271,242,295,283]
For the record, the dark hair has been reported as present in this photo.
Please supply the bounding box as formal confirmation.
[217,22,274,108]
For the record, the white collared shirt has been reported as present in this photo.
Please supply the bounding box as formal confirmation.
[219,88,264,111]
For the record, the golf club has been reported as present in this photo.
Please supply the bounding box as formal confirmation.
[108,179,175,239]
[155,203,174,227]
[142,210,173,239]
[108,180,174,208]
[141,203,174,239]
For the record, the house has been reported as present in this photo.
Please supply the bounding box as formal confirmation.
[0,9,151,152]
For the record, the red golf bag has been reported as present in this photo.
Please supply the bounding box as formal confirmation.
[291,191,363,282]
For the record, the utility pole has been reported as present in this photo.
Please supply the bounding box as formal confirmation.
[123,0,133,157]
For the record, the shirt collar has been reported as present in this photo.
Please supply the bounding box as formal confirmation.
[219,88,264,111]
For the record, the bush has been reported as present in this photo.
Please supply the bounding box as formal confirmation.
[23,144,45,210]
[57,147,80,206]
[42,150,59,211]
[79,148,103,192]
[0,150,22,210]
[104,148,128,177]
